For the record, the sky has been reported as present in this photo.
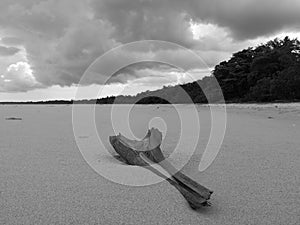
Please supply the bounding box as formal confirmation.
[0,0,300,101]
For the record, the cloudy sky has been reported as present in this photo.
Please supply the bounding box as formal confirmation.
[0,0,300,101]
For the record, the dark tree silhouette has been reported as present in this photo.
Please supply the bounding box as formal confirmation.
[212,36,300,102]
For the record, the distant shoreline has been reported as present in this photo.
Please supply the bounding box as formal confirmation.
[1,100,299,105]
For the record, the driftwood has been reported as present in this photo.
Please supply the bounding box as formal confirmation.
[5,117,22,120]
[109,128,213,209]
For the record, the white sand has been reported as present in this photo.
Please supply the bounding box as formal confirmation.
[0,104,299,224]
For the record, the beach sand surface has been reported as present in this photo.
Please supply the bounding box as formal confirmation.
[0,104,299,225]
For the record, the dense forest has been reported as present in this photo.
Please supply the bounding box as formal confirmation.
[213,36,300,102]
[1,37,300,104]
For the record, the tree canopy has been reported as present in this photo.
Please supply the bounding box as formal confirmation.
[213,36,300,102]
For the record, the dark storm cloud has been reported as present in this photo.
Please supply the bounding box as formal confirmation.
[0,46,20,56]
[92,0,300,41]
[192,0,300,40]
[0,0,300,92]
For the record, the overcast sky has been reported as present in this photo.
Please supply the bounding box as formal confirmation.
[0,0,300,101]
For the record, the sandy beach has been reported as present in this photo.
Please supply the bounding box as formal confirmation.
[0,104,299,225]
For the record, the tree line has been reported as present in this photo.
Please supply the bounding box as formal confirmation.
[1,36,299,104]
[110,37,300,104]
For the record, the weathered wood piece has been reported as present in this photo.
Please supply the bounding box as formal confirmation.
[109,128,213,209]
